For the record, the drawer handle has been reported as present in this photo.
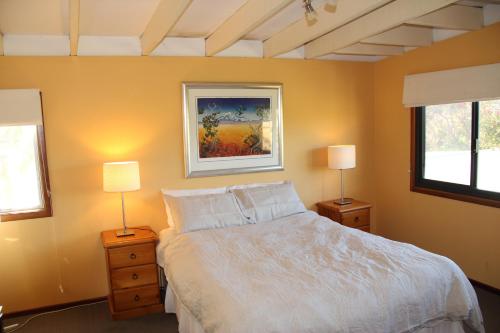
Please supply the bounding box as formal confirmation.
[129,253,137,260]
[132,273,139,280]
[354,216,360,222]
[134,295,140,302]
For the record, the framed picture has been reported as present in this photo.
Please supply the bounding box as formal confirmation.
[182,83,284,178]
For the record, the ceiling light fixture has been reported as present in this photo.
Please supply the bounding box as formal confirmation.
[303,0,317,25]
[324,0,338,12]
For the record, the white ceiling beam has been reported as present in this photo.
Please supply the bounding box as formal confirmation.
[78,36,141,56]
[362,25,433,47]
[206,0,294,56]
[318,54,386,62]
[407,5,483,30]
[151,37,205,56]
[69,0,80,56]
[305,0,459,59]
[214,40,263,58]
[336,43,404,56]
[141,0,193,55]
[3,35,69,56]
[264,0,393,58]
[275,46,305,59]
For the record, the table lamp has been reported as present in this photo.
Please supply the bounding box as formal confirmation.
[328,145,356,205]
[103,161,140,237]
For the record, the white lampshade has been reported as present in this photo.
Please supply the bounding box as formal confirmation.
[328,145,356,170]
[103,161,141,192]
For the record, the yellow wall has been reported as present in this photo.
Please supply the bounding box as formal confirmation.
[373,23,500,289]
[1,22,499,313]
[0,57,375,312]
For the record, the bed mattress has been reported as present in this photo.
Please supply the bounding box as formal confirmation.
[157,211,483,333]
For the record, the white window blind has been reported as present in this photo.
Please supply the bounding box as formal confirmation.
[0,89,43,126]
[403,63,500,108]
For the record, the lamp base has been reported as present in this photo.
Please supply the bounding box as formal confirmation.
[333,198,353,205]
[116,229,135,237]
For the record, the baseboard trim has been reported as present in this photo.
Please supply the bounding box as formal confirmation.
[4,296,107,319]
[469,278,500,295]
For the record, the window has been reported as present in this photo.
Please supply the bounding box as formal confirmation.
[411,100,500,208]
[0,91,52,222]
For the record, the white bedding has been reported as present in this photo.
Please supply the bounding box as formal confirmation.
[157,211,484,333]
[162,285,470,333]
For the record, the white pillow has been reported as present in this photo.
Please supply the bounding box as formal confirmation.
[231,182,306,223]
[161,186,227,227]
[164,192,250,233]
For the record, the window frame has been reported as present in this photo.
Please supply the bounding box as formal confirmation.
[411,105,500,208]
[0,100,52,222]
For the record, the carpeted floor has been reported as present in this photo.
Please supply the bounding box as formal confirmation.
[4,286,499,333]
[474,286,500,333]
[3,303,179,333]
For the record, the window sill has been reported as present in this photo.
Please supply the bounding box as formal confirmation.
[0,209,52,222]
[410,185,500,209]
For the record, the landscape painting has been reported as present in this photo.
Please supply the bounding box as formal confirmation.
[197,97,272,159]
[183,83,283,178]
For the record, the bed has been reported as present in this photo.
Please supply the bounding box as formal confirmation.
[156,182,484,333]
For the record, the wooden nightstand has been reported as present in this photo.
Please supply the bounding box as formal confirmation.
[316,199,372,233]
[101,226,163,320]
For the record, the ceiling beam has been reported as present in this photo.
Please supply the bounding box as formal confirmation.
[305,0,459,59]
[407,5,483,30]
[263,0,393,58]
[141,0,193,55]
[206,0,294,56]
[69,0,80,56]
[362,25,433,47]
[458,0,500,5]
[335,43,404,56]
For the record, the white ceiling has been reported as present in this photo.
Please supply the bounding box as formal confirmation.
[245,0,326,40]
[169,0,247,37]
[0,0,499,61]
[79,0,160,36]
[0,0,69,35]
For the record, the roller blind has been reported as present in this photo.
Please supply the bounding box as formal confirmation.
[0,89,43,126]
[403,63,500,108]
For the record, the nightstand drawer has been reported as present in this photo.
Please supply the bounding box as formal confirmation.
[342,209,369,228]
[111,264,158,290]
[108,243,155,269]
[317,207,339,222]
[113,285,160,312]
[357,225,370,233]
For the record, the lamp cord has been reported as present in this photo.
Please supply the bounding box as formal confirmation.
[4,300,106,332]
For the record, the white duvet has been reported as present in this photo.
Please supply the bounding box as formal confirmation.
[158,211,484,333]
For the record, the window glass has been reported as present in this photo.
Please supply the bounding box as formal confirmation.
[0,125,43,213]
[424,102,472,185]
[477,99,500,192]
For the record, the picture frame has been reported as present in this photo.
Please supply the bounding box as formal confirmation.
[182,82,284,178]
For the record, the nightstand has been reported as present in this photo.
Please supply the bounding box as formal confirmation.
[101,226,163,320]
[316,199,372,233]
